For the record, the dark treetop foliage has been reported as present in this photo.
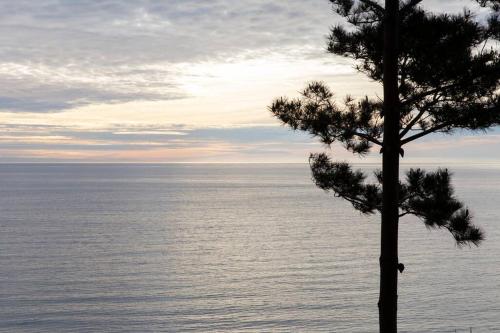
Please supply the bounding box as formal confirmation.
[270,0,500,246]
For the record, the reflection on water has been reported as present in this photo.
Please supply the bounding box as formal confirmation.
[0,163,499,332]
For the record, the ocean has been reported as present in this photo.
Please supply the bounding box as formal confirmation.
[0,163,499,332]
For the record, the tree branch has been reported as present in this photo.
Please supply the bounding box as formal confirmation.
[399,210,415,218]
[359,0,385,13]
[400,122,450,145]
[400,0,424,14]
[399,109,426,138]
[353,131,383,146]
[341,193,382,212]
[400,83,460,107]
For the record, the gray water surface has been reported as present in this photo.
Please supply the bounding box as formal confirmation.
[1,163,499,332]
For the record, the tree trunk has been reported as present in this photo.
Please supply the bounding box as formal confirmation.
[379,0,400,332]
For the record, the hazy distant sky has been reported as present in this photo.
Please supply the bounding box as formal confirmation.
[1,0,499,163]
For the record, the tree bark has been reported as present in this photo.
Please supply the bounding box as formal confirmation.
[379,0,400,332]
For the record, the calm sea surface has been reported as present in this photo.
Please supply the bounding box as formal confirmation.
[0,163,499,332]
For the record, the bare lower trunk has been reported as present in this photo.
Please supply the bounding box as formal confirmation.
[379,0,400,332]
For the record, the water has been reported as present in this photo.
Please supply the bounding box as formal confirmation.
[0,163,499,332]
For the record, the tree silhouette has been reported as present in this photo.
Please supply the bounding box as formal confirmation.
[269,0,500,331]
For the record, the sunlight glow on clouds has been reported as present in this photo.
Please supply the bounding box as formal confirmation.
[0,0,497,162]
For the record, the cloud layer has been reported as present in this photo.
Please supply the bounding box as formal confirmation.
[1,0,497,162]
[0,0,337,113]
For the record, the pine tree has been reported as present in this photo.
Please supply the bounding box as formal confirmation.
[269,0,500,331]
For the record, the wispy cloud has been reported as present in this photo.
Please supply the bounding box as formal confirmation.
[0,0,497,162]
[0,123,325,162]
[0,0,338,113]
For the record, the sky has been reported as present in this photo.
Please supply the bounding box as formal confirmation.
[1,0,499,163]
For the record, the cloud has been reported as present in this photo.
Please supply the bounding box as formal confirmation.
[0,0,339,112]
[0,123,311,147]
[0,121,330,162]
[0,1,335,61]
[1,118,499,163]
[0,0,474,112]
[1,0,475,113]
[1,0,497,162]
[0,61,186,112]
